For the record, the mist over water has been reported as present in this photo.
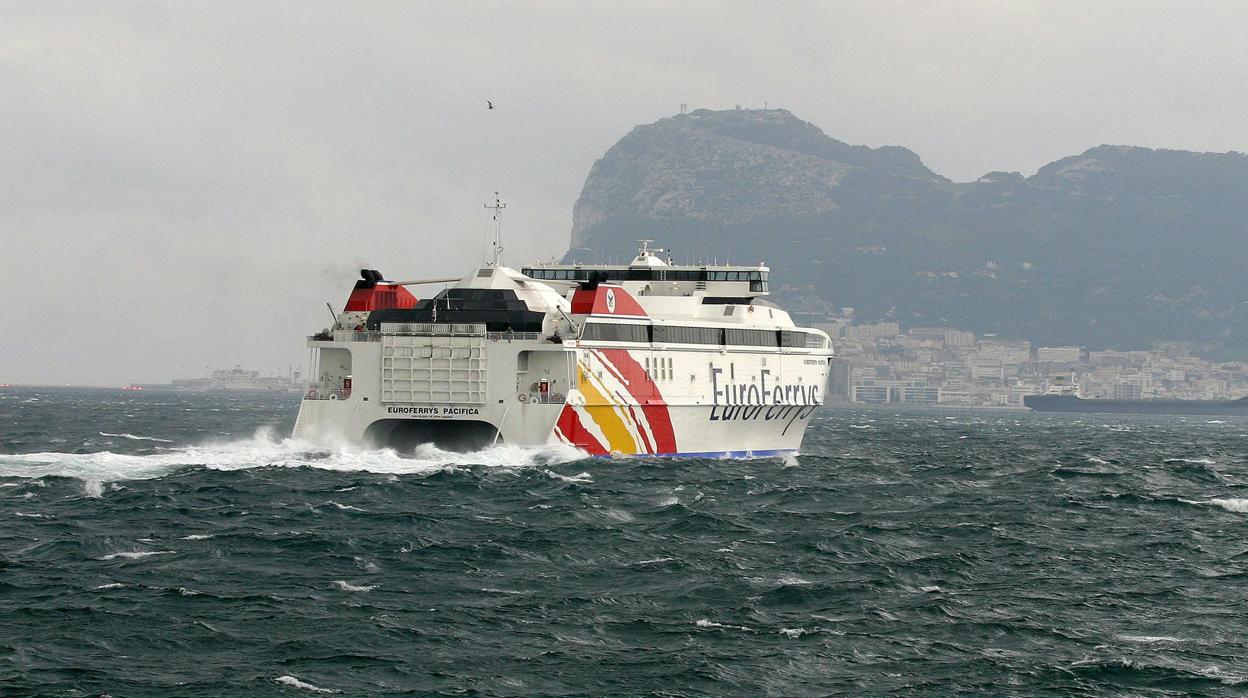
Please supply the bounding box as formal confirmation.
[3,388,1248,695]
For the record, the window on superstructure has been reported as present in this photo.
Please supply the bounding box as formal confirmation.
[581,323,651,343]
[652,325,723,345]
[725,328,780,347]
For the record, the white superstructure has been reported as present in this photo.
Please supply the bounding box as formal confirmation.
[293,242,832,456]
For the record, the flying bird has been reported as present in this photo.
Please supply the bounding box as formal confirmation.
[487,100,494,110]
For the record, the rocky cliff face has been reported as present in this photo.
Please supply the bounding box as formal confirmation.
[570,108,945,249]
[568,109,1248,354]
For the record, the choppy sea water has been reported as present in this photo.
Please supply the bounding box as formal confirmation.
[2,388,1248,696]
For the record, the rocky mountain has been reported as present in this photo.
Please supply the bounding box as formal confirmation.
[567,108,1248,354]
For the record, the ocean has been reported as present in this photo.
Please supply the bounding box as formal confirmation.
[2,387,1247,696]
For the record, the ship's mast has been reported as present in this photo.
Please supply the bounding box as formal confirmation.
[484,192,508,266]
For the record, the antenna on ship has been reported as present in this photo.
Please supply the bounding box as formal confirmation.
[484,191,508,266]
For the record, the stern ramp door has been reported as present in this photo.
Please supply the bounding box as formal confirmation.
[380,323,487,403]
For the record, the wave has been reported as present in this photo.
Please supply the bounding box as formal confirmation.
[331,580,377,593]
[0,428,586,482]
[1208,498,1248,513]
[545,469,593,483]
[1118,634,1184,643]
[275,675,340,693]
[99,432,174,443]
[695,619,750,631]
[97,551,174,561]
[1068,658,1245,686]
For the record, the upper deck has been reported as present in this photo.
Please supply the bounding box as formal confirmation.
[522,242,770,299]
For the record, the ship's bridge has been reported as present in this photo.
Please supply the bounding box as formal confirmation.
[522,242,769,299]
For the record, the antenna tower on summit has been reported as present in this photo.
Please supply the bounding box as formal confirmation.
[484,192,508,266]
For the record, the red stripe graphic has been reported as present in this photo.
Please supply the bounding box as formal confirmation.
[554,404,608,456]
[597,349,677,454]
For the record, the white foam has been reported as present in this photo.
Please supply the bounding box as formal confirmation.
[779,627,807,639]
[1166,458,1216,465]
[320,501,367,513]
[97,551,173,560]
[1086,456,1110,465]
[778,575,812,586]
[919,585,941,593]
[631,557,674,566]
[781,453,800,468]
[545,470,593,483]
[695,619,750,631]
[599,508,635,523]
[275,676,340,693]
[94,582,125,589]
[82,480,104,498]
[14,512,51,518]
[181,534,214,540]
[0,427,586,482]
[1209,498,1248,513]
[99,432,174,443]
[332,580,377,593]
[1118,634,1183,643]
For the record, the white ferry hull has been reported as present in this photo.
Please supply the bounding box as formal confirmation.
[294,253,832,458]
[294,399,817,457]
[293,341,826,457]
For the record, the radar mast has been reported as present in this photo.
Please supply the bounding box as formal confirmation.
[484,192,508,266]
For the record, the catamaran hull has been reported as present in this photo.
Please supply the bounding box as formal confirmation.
[293,398,819,456]
[296,260,832,458]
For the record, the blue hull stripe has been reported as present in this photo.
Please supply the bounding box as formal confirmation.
[599,449,797,459]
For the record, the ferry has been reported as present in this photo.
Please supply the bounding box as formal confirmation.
[293,210,832,456]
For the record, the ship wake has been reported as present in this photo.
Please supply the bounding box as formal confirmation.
[0,427,587,482]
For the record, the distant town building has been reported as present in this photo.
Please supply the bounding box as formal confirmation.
[844,321,901,339]
[1036,346,1082,363]
[822,317,1246,408]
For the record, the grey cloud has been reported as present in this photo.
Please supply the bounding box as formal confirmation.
[2,1,1245,384]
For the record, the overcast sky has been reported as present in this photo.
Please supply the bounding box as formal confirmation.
[3,1,1246,385]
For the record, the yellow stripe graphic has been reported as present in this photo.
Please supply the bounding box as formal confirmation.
[577,359,640,453]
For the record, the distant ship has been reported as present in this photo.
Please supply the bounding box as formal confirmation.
[1024,394,1248,417]
[128,366,302,393]
[172,366,301,392]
